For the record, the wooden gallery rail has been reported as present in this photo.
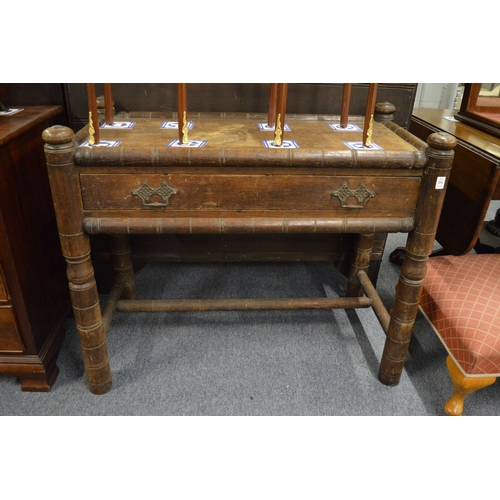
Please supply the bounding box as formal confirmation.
[42,99,456,395]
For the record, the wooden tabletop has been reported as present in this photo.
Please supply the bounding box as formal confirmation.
[73,115,427,172]
[73,113,423,174]
[412,108,500,160]
[0,106,63,146]
[82,113,417,152]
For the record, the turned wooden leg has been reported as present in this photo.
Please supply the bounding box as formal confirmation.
[347,233,374,297]
[444,355,496,416]
[43,125,112,395]
[67,251,112,394]
[379,132,457,386]
[110,234,137,299]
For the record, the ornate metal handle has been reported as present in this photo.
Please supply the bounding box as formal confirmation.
[330,182,375,208]
[131,180,178,207]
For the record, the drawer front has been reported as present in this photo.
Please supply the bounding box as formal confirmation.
[81,173,420,215]
[0,306,24,352]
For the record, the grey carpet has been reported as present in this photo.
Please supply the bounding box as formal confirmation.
[2,204,500,415]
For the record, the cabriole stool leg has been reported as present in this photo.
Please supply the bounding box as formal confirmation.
[444,356,496,416]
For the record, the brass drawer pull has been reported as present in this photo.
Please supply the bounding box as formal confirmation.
[330,182,375,208]
[131,180,178,207]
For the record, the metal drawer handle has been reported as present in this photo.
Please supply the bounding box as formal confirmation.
[132,180,178,207]
[330,182,375,208]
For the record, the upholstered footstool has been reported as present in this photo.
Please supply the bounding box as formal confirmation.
[420,253,500,416]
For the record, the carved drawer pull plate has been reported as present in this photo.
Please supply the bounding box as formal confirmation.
[132,180,178,207]
[330,182,375,208]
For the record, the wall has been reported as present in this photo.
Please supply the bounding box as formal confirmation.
[414,83,463,110]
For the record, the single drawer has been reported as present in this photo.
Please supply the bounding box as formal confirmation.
[80,173,421,216]
[0,306,24,352]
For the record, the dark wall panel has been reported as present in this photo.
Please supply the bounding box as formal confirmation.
[65,83,416,130]
[1,83,417,132]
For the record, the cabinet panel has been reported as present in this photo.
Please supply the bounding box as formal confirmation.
[0,267,8,301]
[0,105,69,390]
[0,306,24,352]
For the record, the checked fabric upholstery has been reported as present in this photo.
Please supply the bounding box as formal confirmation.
[420,253,500,415]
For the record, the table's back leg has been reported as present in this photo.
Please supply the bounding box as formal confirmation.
[378,132,457,386]
[43,125,112,395]
[347,233,374,297]
[111,234,137,300]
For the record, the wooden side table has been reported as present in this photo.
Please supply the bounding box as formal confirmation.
[410,108,500,255]
[43,110,456,394]
[0,106,70,391]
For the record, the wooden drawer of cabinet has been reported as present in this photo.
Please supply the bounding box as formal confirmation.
[80,173,421,216]
[0,305,24,352]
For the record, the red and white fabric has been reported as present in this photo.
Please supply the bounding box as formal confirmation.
[420,253,500,377]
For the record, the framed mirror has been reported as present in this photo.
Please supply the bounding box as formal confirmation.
[456,83,500,138]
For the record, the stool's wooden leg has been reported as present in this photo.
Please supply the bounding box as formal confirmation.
[444,356,496,416]
[111,234,137,299]
[347,233,374,297]
[43,125,112,395]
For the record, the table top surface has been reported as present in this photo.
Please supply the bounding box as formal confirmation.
[81,114,419,154]
[412,108,500,160]
[0,105,63,146]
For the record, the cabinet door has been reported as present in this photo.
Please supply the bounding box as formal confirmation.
[0,266,8,301]
[0,305,24,352]
[0,266,23,352]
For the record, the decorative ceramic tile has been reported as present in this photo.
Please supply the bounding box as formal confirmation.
[0,108,23,116]
[262,139,300,149]
[166,139,207,148]
[161,121,195,130]
[100,121,135,129]
[80,140,122,147]
[329,123,362,131]
[343,141,383,150]
[258,123,291,131]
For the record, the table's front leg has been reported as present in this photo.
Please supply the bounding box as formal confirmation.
[379,132,457,386]
[66,245,112,394]
[43,126,112,394]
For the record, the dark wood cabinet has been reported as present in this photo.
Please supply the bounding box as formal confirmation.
[0,105,70,391]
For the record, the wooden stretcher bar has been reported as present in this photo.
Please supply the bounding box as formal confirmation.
[114,295,373,313]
